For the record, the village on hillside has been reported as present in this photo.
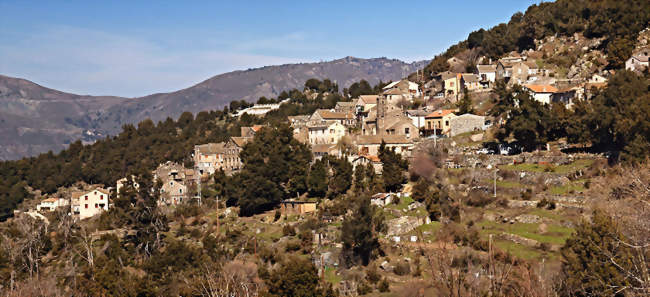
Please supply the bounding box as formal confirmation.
[4,15,650,296]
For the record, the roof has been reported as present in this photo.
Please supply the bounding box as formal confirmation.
[524,84,558,93]
[425,109,456,119]
[355,154,381,162]
[439,71,457,80]
[335,101,356,107]
[315,109,354,120]
[195,142,226,154]
[358,95,378,104]
[42,198,60,203]
[461,73,479,83]
[406,109,430,117]
[383,81,399,89]
[311,144,336,153]
[524,60,539,69]
[252,125,263,132]
[477,64,497,73]
[288,115,310,122]
[383,88,404,95]
[451,113,485,120]
[498,60,518,68]
[231,137,253,147]
[73,188,110,198]
[355,135,413,145]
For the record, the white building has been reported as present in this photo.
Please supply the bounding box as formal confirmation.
[523,84,558,105]
[73,188,110,220]
[308,121,346,145]
[36,198,69,212]
[625,49,649,72]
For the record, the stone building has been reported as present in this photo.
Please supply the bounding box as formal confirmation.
[449,114,486,137]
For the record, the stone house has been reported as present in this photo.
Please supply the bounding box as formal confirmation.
[461,73,481,91]
[351,155,382,174]
[308,121,346,145]
[334,101,357,113]
[382,79,421,98]
[280,200,317,215]
[309,109,356,127]
[354,135,414,157]
[449,114,486,137]
[371,193,395,206]
[405,109,429,129]
[160,178,188,205]
[194,139,243,176]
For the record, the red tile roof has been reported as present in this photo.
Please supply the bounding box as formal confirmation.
[425,109,456,119]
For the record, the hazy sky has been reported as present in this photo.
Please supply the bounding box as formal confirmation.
[0,0,542,97]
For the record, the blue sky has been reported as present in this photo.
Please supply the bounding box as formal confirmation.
[0,0,542,97]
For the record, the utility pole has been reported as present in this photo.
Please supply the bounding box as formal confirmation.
[493,169,496,197]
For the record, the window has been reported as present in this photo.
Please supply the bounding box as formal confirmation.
[405,128,410,134]
[179,189,182,194]
[85,195,88,200]
[85,204,88,209]
[95,204,98,208]
[445,121,449,126]
[100,195,103,200]
[94,191,97,195]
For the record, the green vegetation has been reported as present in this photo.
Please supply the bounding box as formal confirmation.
[418,0,650,79]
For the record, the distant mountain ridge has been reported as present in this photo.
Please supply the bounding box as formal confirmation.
[0,56,428,160]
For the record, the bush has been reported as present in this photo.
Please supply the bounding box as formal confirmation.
[282,224,296,237]
[465,190,494,207]
[537,198,556,210]
[393,261,411,276]
[520,188,533,200]
[357,280,372,295]
[285,239,301,252]
[378,278,390,292]
[366,265,381,284]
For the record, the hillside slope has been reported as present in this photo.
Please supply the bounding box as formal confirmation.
[0,57,427,160]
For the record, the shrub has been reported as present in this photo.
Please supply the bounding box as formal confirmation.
[466,190,494,207]
[378,278,390,292]
[285,240,301,252]
[366,265,381,284]
[357,280,372,295]
[393,261,411,276]
[282,224,296,237]
[521,188,533,200]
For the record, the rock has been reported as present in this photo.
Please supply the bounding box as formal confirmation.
[538,223,548,233]
[514,214,541,224]
[380,261,393,271]
[408,201,424,211]
[470,133,484,142]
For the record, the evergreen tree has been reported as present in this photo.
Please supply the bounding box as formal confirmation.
[353,163,366,193]
[378,141,408,192]
[560,210,635,297]
[341,195,385,266]
[457,87,474,115]
[307,159,328,198]
[328,156,353,198]
[265,256,331,297]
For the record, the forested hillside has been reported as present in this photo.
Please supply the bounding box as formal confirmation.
[0,79,365,221]
[416,0,650,79]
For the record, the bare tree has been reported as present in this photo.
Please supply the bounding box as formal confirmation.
[193,261,261,297]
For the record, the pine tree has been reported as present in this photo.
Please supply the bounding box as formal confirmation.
[560,210,635,297]
[341,195,385,266]
[308,159,328,198]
